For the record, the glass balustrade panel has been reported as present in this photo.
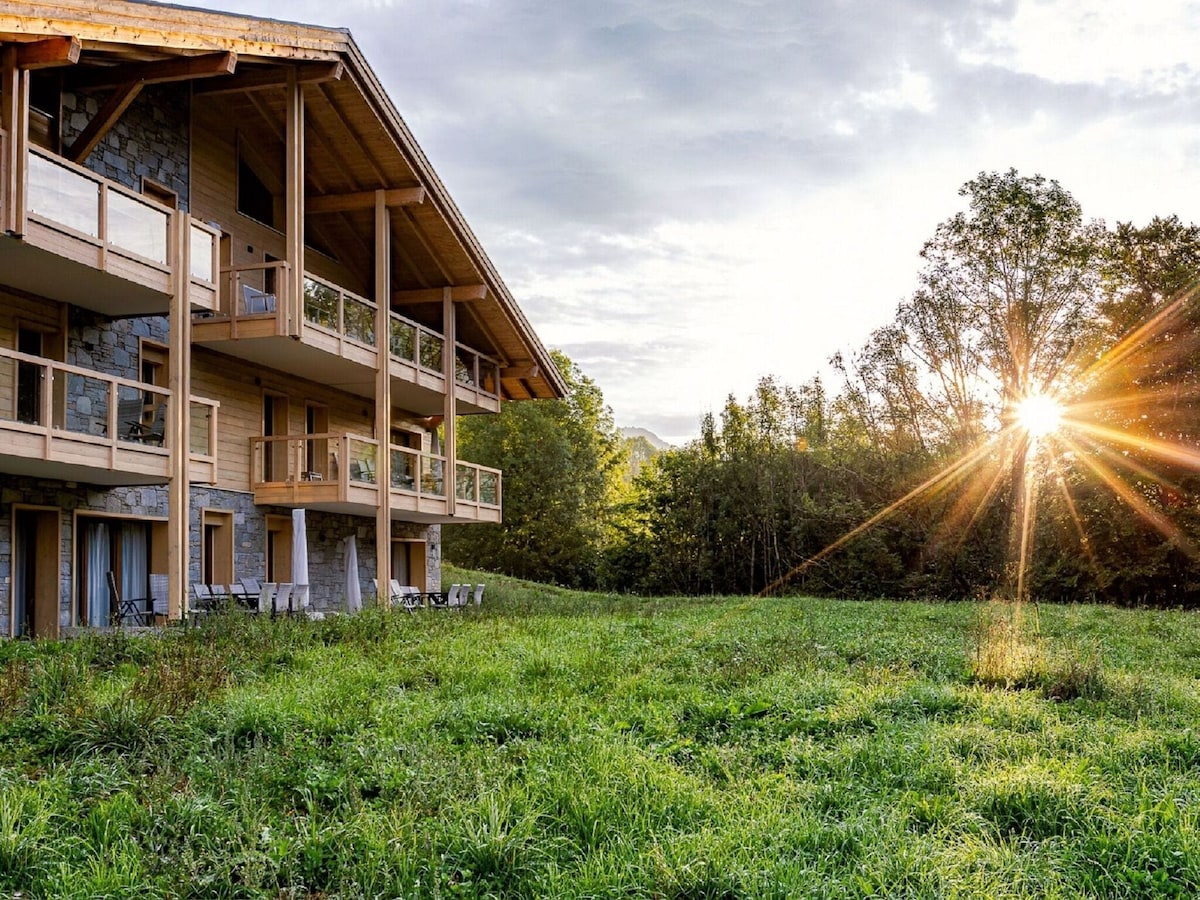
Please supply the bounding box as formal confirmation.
[390,449,418,491]
[419,333,443,372]
[349,440,377,484]
[479,471,500,506]
[190,401,213,455]
[344,296,376,345]
[390,319,416,362]
[27,154,99,238]
[420,455,445,496]
[455,464,477,501]
[303,278,339,330]
[107,191,168,264]
[190,225,215,282]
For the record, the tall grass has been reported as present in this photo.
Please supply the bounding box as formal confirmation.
[2,572,1200,896]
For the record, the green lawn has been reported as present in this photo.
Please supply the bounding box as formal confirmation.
[3,573,1200,897]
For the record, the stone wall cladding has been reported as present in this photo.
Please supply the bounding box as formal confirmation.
[64,309,169,437]
[0,479,168,636]
[187,488,444,613]
[60,84,190,211]
[2,477,444,632]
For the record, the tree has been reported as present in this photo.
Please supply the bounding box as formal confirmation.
[442,350,625,587]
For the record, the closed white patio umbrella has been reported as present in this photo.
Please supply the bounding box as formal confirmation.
[292,508,309,614]
[344,534,362,613]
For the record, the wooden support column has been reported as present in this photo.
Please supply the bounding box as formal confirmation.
[284,69,304,337]
[443,287,457,517]
[374,190,393,605]
[167,213,191,620]
[1,46,30,236]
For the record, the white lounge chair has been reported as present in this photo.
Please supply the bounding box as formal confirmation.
[258,582,276,614]
[471,583,485,606]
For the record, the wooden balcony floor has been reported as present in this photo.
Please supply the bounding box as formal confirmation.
[0,233,170,316]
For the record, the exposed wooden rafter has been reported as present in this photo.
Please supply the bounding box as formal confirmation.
[393,284,487,305]
[307,186,425,214]
[501,363,540,380]
[191,60,343,95]
[63,51,238,162]
[65,50,236,90]
[65,82,140,162]
[14,36,81,69]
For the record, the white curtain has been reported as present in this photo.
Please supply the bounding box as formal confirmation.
[85,521,110,625]
[120,523,148,604]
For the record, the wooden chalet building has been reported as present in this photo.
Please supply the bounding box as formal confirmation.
[0,0,564,636]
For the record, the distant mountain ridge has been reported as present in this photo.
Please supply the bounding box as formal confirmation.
[619,427,670,450]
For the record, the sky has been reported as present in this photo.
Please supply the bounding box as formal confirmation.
[191,0,1200,444]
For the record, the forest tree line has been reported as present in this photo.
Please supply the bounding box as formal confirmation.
[446,170,1200,605]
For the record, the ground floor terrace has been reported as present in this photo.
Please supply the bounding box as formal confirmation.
[0,478,439,638]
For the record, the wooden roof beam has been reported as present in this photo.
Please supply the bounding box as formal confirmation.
[192,60,343,95]
[65,50,236,90]
[501,363,540,380]
[65,81,141,162]
[308,187,425,214]
[393,284,488,305]
[15,36,81,69]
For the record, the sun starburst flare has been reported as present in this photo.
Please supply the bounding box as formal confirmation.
[1016,393,1064,439]
[761,283,1200,603]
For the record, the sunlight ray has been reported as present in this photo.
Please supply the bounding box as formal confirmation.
[1059,435,1196,555]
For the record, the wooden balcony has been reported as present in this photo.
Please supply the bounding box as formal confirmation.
[192,264,502,414]
[249,432,501,523]
[0,347,219,486]
[0,144,218,316]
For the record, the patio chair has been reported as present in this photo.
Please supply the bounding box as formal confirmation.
[399,585,423,612]
[149,574,169,620]
[116,396,143,437]
[274,582,293,615]
[258,582,276,615]
[471,583,485,606]
[240,577,262,598]
[107,571,148,626]
[242,284,277,315]
[294,584,310,612]
[123,402,166,445]
[436,584,461,609]
[189,582,215,623]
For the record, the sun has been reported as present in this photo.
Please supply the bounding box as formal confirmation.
[1016,393,1064,438]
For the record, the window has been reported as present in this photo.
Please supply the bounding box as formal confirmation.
[201,510,234,585]
[28,72,60,152]
[77,517,152,627]
[238,154,277,227]
[142,178,178,209]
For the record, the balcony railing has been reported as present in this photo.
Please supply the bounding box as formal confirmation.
[303,274,376,348]
[210,260,291,334]
[454,342,502,403]
[251,431,380,490]
[248,431,499,520]
[389,445,447,499]
[26,147,173,269]
[454,460,503,514]
[0,346,218,481]
[187,219,220,312]
[389,311,445,377]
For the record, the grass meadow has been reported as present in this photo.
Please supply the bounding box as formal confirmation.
[3,571,1200,897]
